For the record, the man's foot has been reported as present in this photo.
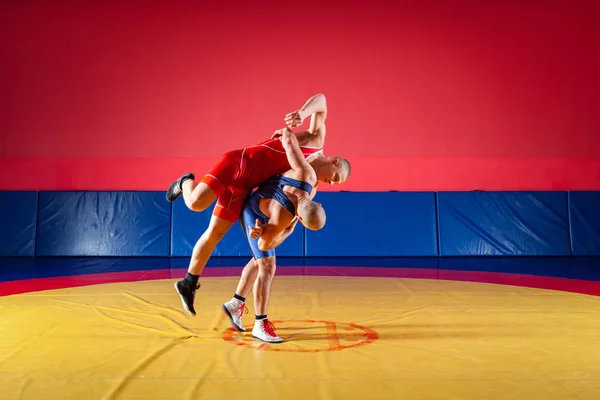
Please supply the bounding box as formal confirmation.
[222,300,249,332]
[166,173,195,202]
[252,319,284,343]
[174,280,199,316]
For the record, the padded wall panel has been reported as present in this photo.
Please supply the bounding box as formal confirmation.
[36,192,170,256]
[0,192,37,256]
[438,192,571,256]
[170,199,304,257]
[304,192,438,256]
[569,191,600,256]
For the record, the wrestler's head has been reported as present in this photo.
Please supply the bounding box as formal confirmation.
[297,199,326,230]
[314,157,351,185]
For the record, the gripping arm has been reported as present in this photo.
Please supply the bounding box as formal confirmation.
[281,128,311,171]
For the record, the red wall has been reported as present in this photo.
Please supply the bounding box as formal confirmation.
[1,0,599,191]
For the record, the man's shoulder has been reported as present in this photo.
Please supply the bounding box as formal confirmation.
[302,168,318,185]
[282,168,316,186]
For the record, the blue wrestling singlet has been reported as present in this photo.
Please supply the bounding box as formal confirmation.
[241,175,313,259]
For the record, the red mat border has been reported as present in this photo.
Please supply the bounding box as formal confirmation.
[0,267,598,297]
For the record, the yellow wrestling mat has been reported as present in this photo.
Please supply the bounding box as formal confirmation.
[1,276,600,399]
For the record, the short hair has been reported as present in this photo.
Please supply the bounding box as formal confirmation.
[299,201,326,230]
[336,157,352,180]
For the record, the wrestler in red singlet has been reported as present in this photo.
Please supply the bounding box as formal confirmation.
[200,137,323,222]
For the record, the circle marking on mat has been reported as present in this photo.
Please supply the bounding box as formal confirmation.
[222,319,379,352]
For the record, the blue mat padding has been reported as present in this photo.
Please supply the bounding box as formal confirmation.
[569,191,600,256]
[0,192,37,257]
[437,192,571,256]
[304,192,439,256]
[36,192,171,256]
[0,190,596,258]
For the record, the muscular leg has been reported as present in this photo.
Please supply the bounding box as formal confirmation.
[222,258,258,332]
[226,256,275,317]
[253,256,276,316]
[187,215,233,275]
[222,194,280,337]
[251,256,283,343]
[175,215,234,316]
[181,180,218,213]
[235,258,260,299]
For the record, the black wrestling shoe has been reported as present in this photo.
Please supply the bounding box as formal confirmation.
[174,280,200,316]
[166,173,195,202]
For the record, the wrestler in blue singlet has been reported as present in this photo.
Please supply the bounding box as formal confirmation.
[241,174,313,259]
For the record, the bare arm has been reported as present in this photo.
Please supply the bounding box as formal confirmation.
[281,128,311,172]
[291,129,314,143]
[285,93,327,136]
[258,222,297,251]
[304,93,327,135]
[271,127,312,143]
[257,209,298,251]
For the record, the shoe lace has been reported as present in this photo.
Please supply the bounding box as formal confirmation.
[263,319,277,337]
[236,302,249,316]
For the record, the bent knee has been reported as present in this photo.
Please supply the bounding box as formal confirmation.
[185,184,217,212]
[185,195,212,212]
[258,258,276,275]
